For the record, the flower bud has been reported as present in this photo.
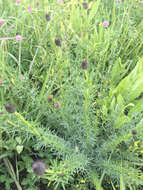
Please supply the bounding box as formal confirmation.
[55,38,62,46]
[81,60,88,70]
[48,94,53,102]
[5,104,16,113]
[83,2,88,9]
[32,160,46,175]
[46,14,51,22]
[132,130,137,135]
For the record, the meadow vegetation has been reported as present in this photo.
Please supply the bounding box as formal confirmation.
[0,0,143,189]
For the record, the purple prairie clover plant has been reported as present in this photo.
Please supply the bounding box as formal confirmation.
[32,160,46,175]
[102,20,109,27]
[117,0,122,2]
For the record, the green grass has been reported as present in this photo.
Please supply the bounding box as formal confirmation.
[0,0,143,189]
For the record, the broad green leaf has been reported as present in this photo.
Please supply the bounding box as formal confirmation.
[88,0,101,23]
[112,59,143,103]
[128,99,143,117]
[111,58,125,86]
[16,145,23,154]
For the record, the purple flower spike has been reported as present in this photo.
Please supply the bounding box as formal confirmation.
[117,0,122,2]
[32,160,46,175]
[102,20,109,27]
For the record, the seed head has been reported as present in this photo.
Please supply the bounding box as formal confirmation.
[83,2,88,9]
[36,0,40,5]
[55,38,62,47]
[32,160,46,175]
[48,94,53,102]
[5,104,16,113]
[132,130,137,135]
[81,60,88,70]
[46,14,51,22]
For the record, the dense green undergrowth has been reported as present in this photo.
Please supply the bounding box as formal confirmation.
[1,0,143,189]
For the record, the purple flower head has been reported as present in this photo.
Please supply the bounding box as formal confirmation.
[117,0,122,2]
[82,60,88,70]
[0,79,2,85]
[32,160,46,175]
[102,20,109,27]
[20,76,25,80]
[58,0,63,3]
[54,103,60,108]
[0,112,4,115]
[5,104,16,114]
[0,19,5,26]
[28,7,32,12]
[16,35,22,41]
[16,0,21,5]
